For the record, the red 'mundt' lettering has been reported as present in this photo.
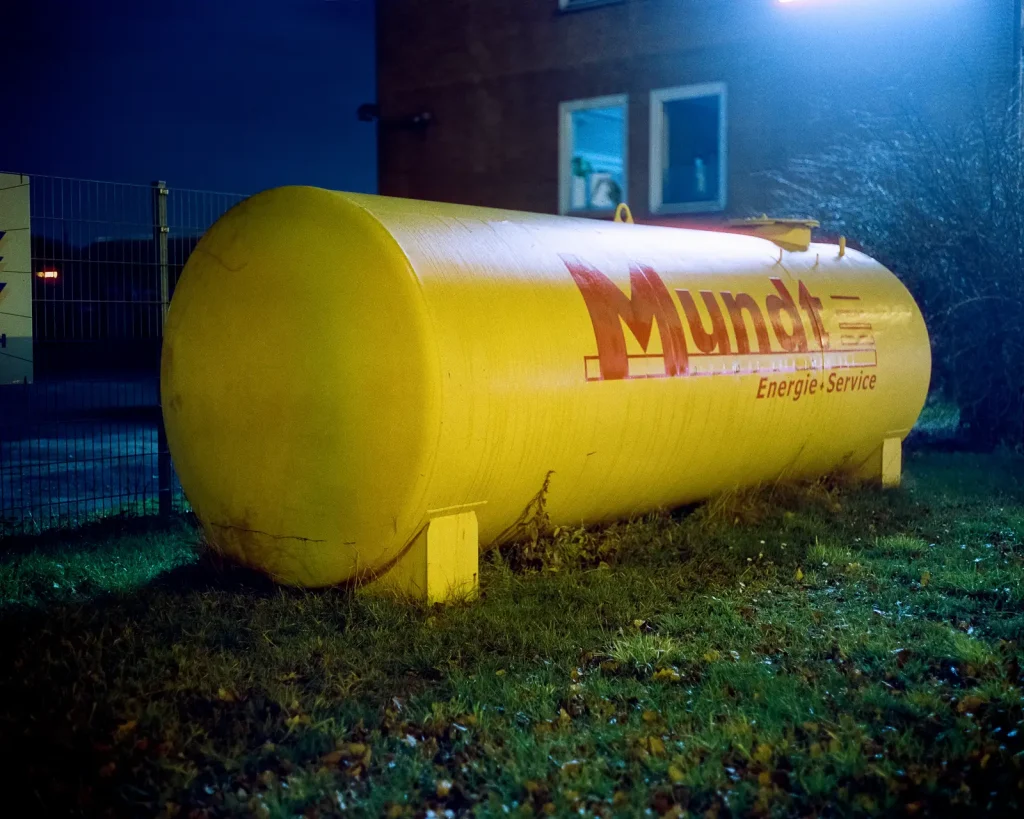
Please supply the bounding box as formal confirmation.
[562,254,687,380]
[565,255,834,382]
[799,280,829,350]
[676,290,731,355]
[766,278,808,353]
[720,291,772,355]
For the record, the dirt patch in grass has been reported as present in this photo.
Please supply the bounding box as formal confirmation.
[0,451,1022,817]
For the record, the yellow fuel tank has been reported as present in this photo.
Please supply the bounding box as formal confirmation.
[162,187,930,589]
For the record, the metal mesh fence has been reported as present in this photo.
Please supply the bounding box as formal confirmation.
[0,174,245,534]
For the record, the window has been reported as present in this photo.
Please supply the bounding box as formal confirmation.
[559,95,628,215]
[558,0,623,11]
[649,83,727,214]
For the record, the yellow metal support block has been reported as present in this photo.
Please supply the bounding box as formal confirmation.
[856,436,903,488]
[370,511,479,604]
[881,437,903,489]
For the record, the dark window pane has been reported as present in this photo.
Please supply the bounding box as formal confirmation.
[661,95,721,206]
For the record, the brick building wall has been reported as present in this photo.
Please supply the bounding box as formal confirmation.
[377,0,1019,221]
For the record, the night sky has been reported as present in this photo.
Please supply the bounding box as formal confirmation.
[2,0,377,195]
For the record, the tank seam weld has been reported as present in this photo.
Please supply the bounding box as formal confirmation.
[210,522,327,544]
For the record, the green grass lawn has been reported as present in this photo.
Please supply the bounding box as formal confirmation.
[0,450,1022,818]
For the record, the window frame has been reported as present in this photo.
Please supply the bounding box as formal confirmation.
[648,82,728,215]
[558,93,629,217]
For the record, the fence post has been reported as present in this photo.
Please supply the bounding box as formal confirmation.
[153,181,172,518]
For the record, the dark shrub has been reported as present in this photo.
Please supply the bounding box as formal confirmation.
[766,103,1024,449]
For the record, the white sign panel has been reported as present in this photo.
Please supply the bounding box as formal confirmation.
[0,173,33,384]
